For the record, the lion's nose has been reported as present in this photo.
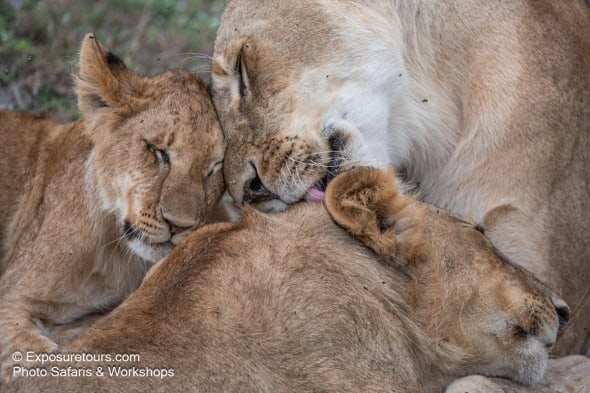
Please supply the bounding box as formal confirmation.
[167,223,191,236]
[163,217,194,246]
[550,293,570,335]
[556,304,571,334]
[242,166,277,204]
[161,212,194,237]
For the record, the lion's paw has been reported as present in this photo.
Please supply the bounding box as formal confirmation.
[0,332,58,383]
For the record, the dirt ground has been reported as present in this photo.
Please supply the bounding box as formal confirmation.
[0,0,225,122]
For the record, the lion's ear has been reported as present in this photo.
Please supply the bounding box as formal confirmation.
[325,168,424,266]
[76,33,145,123]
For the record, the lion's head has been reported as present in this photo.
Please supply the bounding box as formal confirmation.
[325,168,570,384]
[212,0,406,211]
[77,34,225,262]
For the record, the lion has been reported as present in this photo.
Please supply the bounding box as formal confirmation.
[3,168,570,392]
[0,34,225,379]
[210,0,590,355]
[445,356,590,393]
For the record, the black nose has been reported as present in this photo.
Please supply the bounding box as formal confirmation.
[243,171,276,204]
[556,304,571,334]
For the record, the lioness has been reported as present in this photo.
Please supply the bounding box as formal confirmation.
[5,168,568,392]
[0,34,225,378]
[210,0,590,354]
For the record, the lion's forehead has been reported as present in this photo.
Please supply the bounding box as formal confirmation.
[135,103,222,150]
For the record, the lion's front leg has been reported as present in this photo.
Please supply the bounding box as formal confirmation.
[0,298,59,383]
[444,356,590,393]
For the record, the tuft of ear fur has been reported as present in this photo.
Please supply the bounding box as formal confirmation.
[325,167,425,266]
[76,33,145,124]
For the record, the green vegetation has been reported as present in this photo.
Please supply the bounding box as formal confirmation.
[0,0,225,121]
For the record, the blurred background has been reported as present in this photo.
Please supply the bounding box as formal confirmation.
[0,0,225,121]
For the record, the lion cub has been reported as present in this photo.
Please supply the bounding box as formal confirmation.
[0,34,225,378]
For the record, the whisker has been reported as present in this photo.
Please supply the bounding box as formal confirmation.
[287,157,334,169]
[99,233,127,250]
[185,59,214,66]
[171,52,214,60]
[191,69,214,75]
[285,160,305,194]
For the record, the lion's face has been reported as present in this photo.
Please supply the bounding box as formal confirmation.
[213,0,403,211]
[420,211,567,384]
[78,35,225,262]
[90,84,225,263]
[325,168,569,384]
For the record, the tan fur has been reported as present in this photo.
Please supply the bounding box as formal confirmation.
[325,168,425,266]
[5,168,566,392]
[211,0,590,354]
[445,356,590,393]
[0,34,225,379]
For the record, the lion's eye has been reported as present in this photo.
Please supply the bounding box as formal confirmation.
[147,143,170,165]
[236,44,250,98]
[207,160,223,179]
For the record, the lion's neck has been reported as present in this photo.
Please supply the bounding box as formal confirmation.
[391,1,469,182]
[340,1,470,186]
[83,143,137,268]
[82,146,148,300]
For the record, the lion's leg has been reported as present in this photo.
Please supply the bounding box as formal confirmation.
[445,356,590,393]
[0,295,58,382]
[49,312,107,347]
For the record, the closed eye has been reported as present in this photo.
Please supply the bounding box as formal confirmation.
[207,160,223,179]
[236,44,250,97]
[147,142,170,165]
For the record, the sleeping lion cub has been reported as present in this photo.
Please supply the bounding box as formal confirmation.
[0,34,225,379]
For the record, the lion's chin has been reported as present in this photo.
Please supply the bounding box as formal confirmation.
[474,351,548,386]
[513,355,547,385]
[126,238,174,264]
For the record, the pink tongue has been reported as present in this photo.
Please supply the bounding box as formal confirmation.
[304,187,325,202]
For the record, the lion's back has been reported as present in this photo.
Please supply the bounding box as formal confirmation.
[0,111,63,261]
